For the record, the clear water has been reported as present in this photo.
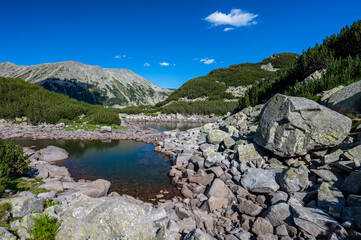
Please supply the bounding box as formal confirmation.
[13,139,178,201]
[143,122,204,131]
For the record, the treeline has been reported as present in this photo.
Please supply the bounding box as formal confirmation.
[0,77,121,125]
[239,20,361,109]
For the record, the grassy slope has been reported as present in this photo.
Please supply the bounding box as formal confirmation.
[0,77,121,125]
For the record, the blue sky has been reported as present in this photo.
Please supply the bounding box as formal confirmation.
[0,0,360,89]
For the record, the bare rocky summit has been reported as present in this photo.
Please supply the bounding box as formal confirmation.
[0,61,173,107]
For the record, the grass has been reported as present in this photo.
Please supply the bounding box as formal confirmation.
[29,214,61,240]
[63,122,128,131]
[5,178,49,196]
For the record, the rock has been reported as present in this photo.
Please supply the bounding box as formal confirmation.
[2,191,43,218]
[291,205,347,238]
[205,196,229,212]
[289,191,317,205]
[310,169,343,184]
[264,202,292,227]
[341,206,361,229]
[280,165,311,192]
[219,111,247,128]
[318,85,345,105]
[183,228,215,240]
[252,217,273,236]
[39,145,69,162]
[342,170,361,194]
[236,143,264,162]
[46,193,158,240]
[317,182,345,218]
[189,173,214,186]
[254,94,351,157]
[323,149,343,164]
[55,122,66,129]
[0,227,16,240]
[343,144,361,166]
[275,224,288,236]
[327,80,361,115]
[270,191,288,205]
[39,181,64,192]
[100,126,112,133]
[235,231,251,240]
[347,194,361,207]
[237,198,263,217]
[223,136,236,149]
[241,168,279,193]
[206,179,231,199]
[204,152,224,168]
[62,179,111,198]
[206,130,230,145]
[257,234,278,240]
[150,208,167,222]
[181,187,194,198]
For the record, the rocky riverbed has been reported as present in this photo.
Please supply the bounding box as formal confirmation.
[1,90,361,239]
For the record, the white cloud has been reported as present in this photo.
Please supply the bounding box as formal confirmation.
[223,27,235,32]
[159,62,170,66]
[115,54,127,59]
[205,9,258,28]
[144,63,150,67]
[115,55,121,59]
[200,58,215,65]
[123,54,126,58]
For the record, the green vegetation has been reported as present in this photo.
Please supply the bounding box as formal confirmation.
[0,77,121,125]
[63,122,127,131]
[6,177,49,196]
[0,139,29,196]
[45,199,60,209]
[239,20,361,109]
[0,202,12,226]
[161,100,239,115]
[29,214,61,240]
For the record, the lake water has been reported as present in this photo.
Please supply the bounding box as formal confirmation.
[143,122,204,131]
[13,139,179,202]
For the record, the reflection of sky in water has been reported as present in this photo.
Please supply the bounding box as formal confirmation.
[13,139,176,200]
[143,122,204,131]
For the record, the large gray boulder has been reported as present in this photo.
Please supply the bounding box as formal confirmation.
[327,80,361,115]
[279,165,311,192]
[291,205,348,238]
[206,130,230,145]
[254,94,351,157]
[2,191,43,218]
[241,168,279,193]
[39,145,69,162]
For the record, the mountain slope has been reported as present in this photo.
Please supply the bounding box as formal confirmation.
[0,61,173,107]
[158,53,298,105]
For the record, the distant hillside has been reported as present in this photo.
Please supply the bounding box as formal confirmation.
[238,20,361,110]
[159,53,298,105]
[0,61,173,107]
[0,77,121,125]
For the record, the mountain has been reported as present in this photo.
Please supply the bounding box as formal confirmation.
[0,61,173,107]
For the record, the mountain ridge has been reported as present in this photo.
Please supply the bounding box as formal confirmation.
[0,61,173,107]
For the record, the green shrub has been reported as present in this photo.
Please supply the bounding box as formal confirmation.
[0,139,29,196]
[29,214,61,240]
[0,202,11,225]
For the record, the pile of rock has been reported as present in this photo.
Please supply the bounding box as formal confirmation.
[155,93,361,239]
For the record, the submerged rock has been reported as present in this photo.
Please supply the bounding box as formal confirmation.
[254,94,351,157]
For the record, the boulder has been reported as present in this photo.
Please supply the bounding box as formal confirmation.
[236,143,264,162]
[343,144,361,166]
[341,206,361,229]
[100,126,112,133]
[2,191,43,218]
[327,80,361,115]
[342,170,361,194]
[206,179,231,199]
[264,202,292,227]
[317,182,345,218]
[252,217,273,236]
[62,179,111,198]
[0,227,16,240]
[280,165,311,192]
[323,149,343,164]
[206,130,230,145]
[183,228,216,240]
[291,205,347,238]
[318,85,345,105]
[241,168,279,193]
[254,94,351,157]
[39,146,69,162]
[347,194,361,207]
[237,198,263,217]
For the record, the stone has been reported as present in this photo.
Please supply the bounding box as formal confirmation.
[236,143,264,162]
[237,198,263,217]
[100,126,112,133]
[206,179,231,199]
[289,191,317,205]
[310,169,343,184]
[62,179,111,198]
[223,136,236,149]
[264,202,292,227]
[341,206,361,229]
[257,234,278,240]
[2,191,43,218]
[219,111,247,128]
[183,228,215,240]
[150,208,167,222]
[206,196,229,212]
[280,165,310,192]
[254,94,351,157]
[317,182,345,218]
[318,85,345,105]
[176,152,193,165]
[39,181,64,192]
[323,149,343,164]
[235,231,251,240]
[189,173,214,186]
[241,168,279,193]
[206,130,230,145]
[334,160,357,172]
[275,224,288,236]
[252,217,273,236]
[343,144,361,166]
[342,170,361,194]
[347,194,361,207]
[291,205,347,238]
[181,187,194,198]
[0,227,16,240]
[269,193,287,207]
[39,145,69,162]
[327,80,361,115]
